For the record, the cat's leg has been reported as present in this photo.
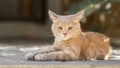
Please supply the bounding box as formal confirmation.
[96,54,110,60]
[104,54,110,60]
[97,48,111,60]
[104,50,111,60]
[25,46,57,60]
[34,49,79,61]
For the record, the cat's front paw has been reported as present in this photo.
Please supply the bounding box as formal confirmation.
[25,53,35,60]
[35,54,46,61]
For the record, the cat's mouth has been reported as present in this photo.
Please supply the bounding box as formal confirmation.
[63,36,70,40]
[64,35,67,37]
[57,34,70,41]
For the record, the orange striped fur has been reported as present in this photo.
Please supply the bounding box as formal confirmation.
[25,10,111,61]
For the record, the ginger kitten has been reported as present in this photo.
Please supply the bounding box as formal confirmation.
[25,10,111,61]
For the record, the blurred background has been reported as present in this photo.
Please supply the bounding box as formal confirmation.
[0,0,119,47]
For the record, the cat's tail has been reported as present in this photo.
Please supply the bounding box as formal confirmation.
[104,37,110,42]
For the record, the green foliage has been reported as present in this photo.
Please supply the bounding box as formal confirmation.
[66,0,108,16]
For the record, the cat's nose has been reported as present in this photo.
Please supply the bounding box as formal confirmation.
[63,33,67,36]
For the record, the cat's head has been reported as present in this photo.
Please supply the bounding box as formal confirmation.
[49,10,84,41]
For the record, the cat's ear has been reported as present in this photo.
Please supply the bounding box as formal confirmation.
[73,10,84,22]
[49,10,59,23]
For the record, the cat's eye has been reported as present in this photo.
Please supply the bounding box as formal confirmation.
[58,26,63,30]
[68,26,73,30]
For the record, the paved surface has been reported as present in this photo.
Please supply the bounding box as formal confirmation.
[0,42,120,65]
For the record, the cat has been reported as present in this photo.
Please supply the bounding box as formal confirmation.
[25,10,111,61]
